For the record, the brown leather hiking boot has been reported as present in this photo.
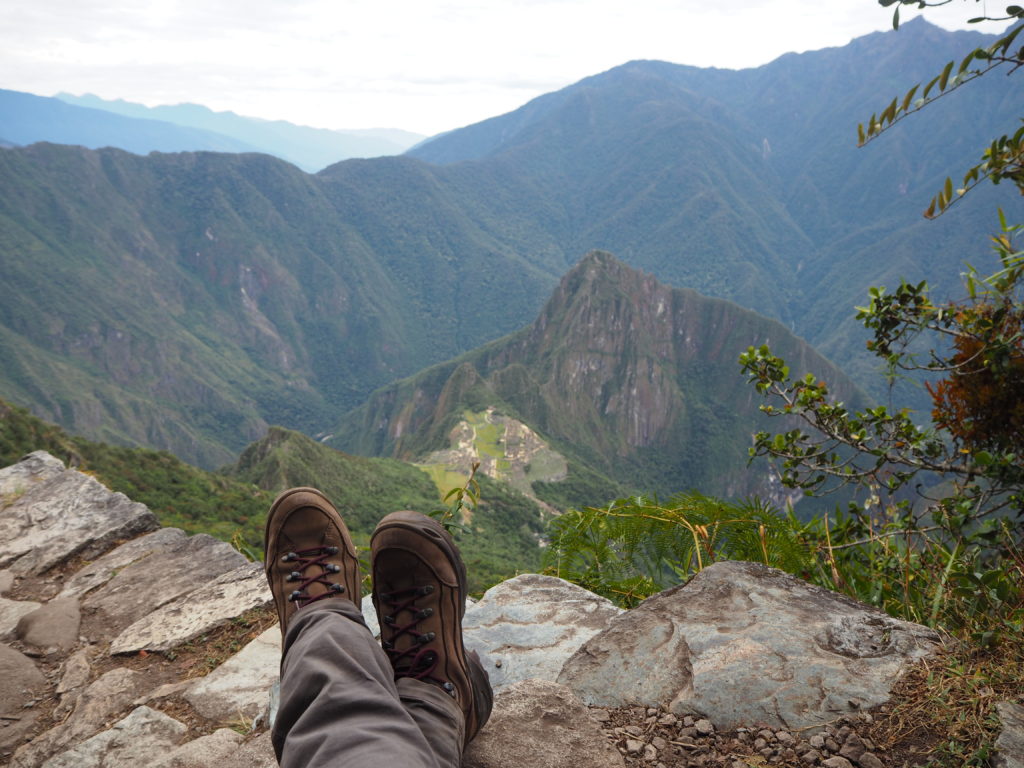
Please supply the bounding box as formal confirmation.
[371,511,493,746]
[264,487,361,635]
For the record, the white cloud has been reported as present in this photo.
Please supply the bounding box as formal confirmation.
[0,0,1015,134]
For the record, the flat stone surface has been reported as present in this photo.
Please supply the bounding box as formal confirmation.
[464,679,624,768]
[78,530,247,640]
[0,596,42,638]
[558,560,942,730]
[0,569,15,594]
[996,700,1024,768]
[0,643,46,752]
[109,562,272,654]
[151,729,277,768]
[462,574,622,691]
[0,451,65,500]
[41,706,187,768]
[13,667,150,767]
[60,527,190,599]
[0,456,159,575]
[57,648,92,694]
[361,594,380,637]
[185,625,281,721]
[17,596,81,651]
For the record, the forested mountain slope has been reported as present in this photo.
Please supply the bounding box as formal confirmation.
[331,252,864,508]
[0,21,1012,468]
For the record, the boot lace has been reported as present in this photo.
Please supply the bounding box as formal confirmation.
[379,585,456,696]
[281,546,345,607]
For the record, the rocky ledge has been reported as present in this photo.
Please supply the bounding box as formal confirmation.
[0,451,1020,768]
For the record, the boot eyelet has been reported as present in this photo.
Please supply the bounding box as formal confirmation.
[287,571,302,581]
[288,590,304,602]
[282,552,297,562]
[330,583,345,593]
[443,682,455,696]
[383,615,395,625]
[416,632,436,644]
[418,585,435,596]
[416,607,434,619]
[326,563,341,573]
[325,546,339,555]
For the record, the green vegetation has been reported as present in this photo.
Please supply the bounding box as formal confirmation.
[227,426,546,593]
[0,397,272,546]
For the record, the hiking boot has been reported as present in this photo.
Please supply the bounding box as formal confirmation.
[371,511,493,745]
[264,487,361,635]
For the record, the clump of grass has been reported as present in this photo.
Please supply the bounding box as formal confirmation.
[869,639,1023,767]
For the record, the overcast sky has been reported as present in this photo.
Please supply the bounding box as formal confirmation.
[2,1,1014,136]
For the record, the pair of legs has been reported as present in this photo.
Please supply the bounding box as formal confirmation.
[264,488,493,768]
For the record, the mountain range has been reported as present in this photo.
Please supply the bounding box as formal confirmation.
[0,90,425,171]
[0,19,1019,496]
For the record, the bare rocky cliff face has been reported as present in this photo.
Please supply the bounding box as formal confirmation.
[1,450,1017,768]
[334,251,862,504]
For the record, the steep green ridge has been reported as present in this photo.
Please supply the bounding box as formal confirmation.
[0,144,558,466]
[331,252,865,512]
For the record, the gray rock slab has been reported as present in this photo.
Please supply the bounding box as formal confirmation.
[464,679,624,768]
[151,728,277,768]
[185,625,281,721]
[462,573,622,691]
[57,648,92,694]
[0,461,159,575]
[17,596,81,651]
[0,644,46,751]
[996,700,1024,768]
[0,596,42,638]
[0,569,15,594]
[12,667,151,767]
[41,706,187,768]
[361,594,380,637]
[78,530,247,640]
[558,560,942,731]
[109,562,272,654]
[0,451,65,501]
[60,527,190,599]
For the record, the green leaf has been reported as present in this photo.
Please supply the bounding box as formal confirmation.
[938,60,954,91]
[893,5,900,29]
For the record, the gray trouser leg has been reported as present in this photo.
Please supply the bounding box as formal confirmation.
[272,600,464,768]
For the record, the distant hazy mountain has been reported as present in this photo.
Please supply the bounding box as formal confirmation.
[0,89,259,155]
[56,93,426,171]
[331,252,864,509]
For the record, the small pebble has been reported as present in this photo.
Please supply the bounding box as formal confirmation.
[643,743,658,761]
[695,719,714,736]
[625,739,644,755]
[809,734,825,749]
